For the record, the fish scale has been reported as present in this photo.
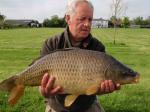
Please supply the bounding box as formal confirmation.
[0,48,140,107]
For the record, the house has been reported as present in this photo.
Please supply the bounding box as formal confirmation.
[4,19,40,28]
[92,18,108,28]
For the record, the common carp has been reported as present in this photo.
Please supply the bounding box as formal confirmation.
[0,48,140,107]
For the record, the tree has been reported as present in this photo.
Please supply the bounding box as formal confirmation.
[142,18,150,28]
[50,15,60,27]
[110,16,122,27]
[110,0,127,44]
[131,16,150,28]
[122,16,130,28]
[59,17,67,27]
[143,18,150,25]
[43,15,66,27]
[0,13,6,29]
[133,16,143,25]
[43,18,51,27]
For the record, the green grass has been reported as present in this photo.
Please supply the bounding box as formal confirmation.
[0,28,150,112]
[92,28,150,112]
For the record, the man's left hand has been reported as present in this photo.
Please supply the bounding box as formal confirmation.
[97,80,121,95]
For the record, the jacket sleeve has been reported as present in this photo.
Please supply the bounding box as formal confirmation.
[89,37,105,52]
[95,40,105,52]
[40,36,60,56]
[40,38,54,56]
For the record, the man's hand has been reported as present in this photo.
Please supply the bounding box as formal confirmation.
[39,73,63,98]
[98,80,121,95]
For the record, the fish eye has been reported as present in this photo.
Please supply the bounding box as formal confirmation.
[128,69,135,74]
[127,69,137,76]
[122,70,132,75]
[129,69,133,73]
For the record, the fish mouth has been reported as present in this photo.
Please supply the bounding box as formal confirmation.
[132,72,140,83]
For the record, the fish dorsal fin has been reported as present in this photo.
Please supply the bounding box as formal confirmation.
[65,94,79,107]
[86,85,99,95]
[8,85,25,106]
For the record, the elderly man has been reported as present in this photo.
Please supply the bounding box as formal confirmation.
[39,0,120,112]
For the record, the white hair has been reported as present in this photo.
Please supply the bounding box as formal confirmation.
[65,0,94,16]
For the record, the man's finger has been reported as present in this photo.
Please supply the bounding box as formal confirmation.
[100,81,105,92]
[50,86,62,95]
[45,76,55,94]
[108,80,115,92]
[104,80,110,93]
[40,86,47,97]
[116,83,121,90]
[41,73,49,88]
[40,73,50,97]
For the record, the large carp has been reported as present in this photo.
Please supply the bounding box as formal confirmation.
[0,48,140,107]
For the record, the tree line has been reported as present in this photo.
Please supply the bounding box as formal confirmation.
[43,15,150,28]
[109,16,150,28]
[0,13,150,29]
[43,15,66,27]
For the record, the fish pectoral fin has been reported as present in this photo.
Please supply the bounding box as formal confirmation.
[86,85,99,95]
[65,95,79,107]
[8,85,25,106]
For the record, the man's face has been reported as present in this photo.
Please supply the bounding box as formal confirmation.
[67,2,93,41]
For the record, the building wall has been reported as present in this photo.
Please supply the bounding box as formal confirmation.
[92,19,108,28]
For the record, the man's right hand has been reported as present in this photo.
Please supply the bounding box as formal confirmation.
[39,73,63,98]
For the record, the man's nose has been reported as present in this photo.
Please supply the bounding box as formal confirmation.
[84,20,91,27]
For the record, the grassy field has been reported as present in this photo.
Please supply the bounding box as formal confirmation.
[0,28,150,112]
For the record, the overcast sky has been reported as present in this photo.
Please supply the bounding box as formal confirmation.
[0,0,150,22]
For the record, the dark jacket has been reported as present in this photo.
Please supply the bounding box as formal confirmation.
[40,28,105,112]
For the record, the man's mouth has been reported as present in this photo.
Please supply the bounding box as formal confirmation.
[81,29,89,32]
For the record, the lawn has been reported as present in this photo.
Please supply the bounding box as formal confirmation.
[0,28,150,112]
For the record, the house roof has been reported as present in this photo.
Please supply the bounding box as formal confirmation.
[92,18,108,21]
[5,19,39,25]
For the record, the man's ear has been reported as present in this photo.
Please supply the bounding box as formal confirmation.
[65,15,71,25]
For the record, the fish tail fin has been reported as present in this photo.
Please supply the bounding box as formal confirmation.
[0,76,18,92]
[0,76,25,106]
[8,85,25,106]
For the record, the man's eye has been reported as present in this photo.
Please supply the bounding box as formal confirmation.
[78,17,92,23]
[89,18,92,22]
[79,18,85,21]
